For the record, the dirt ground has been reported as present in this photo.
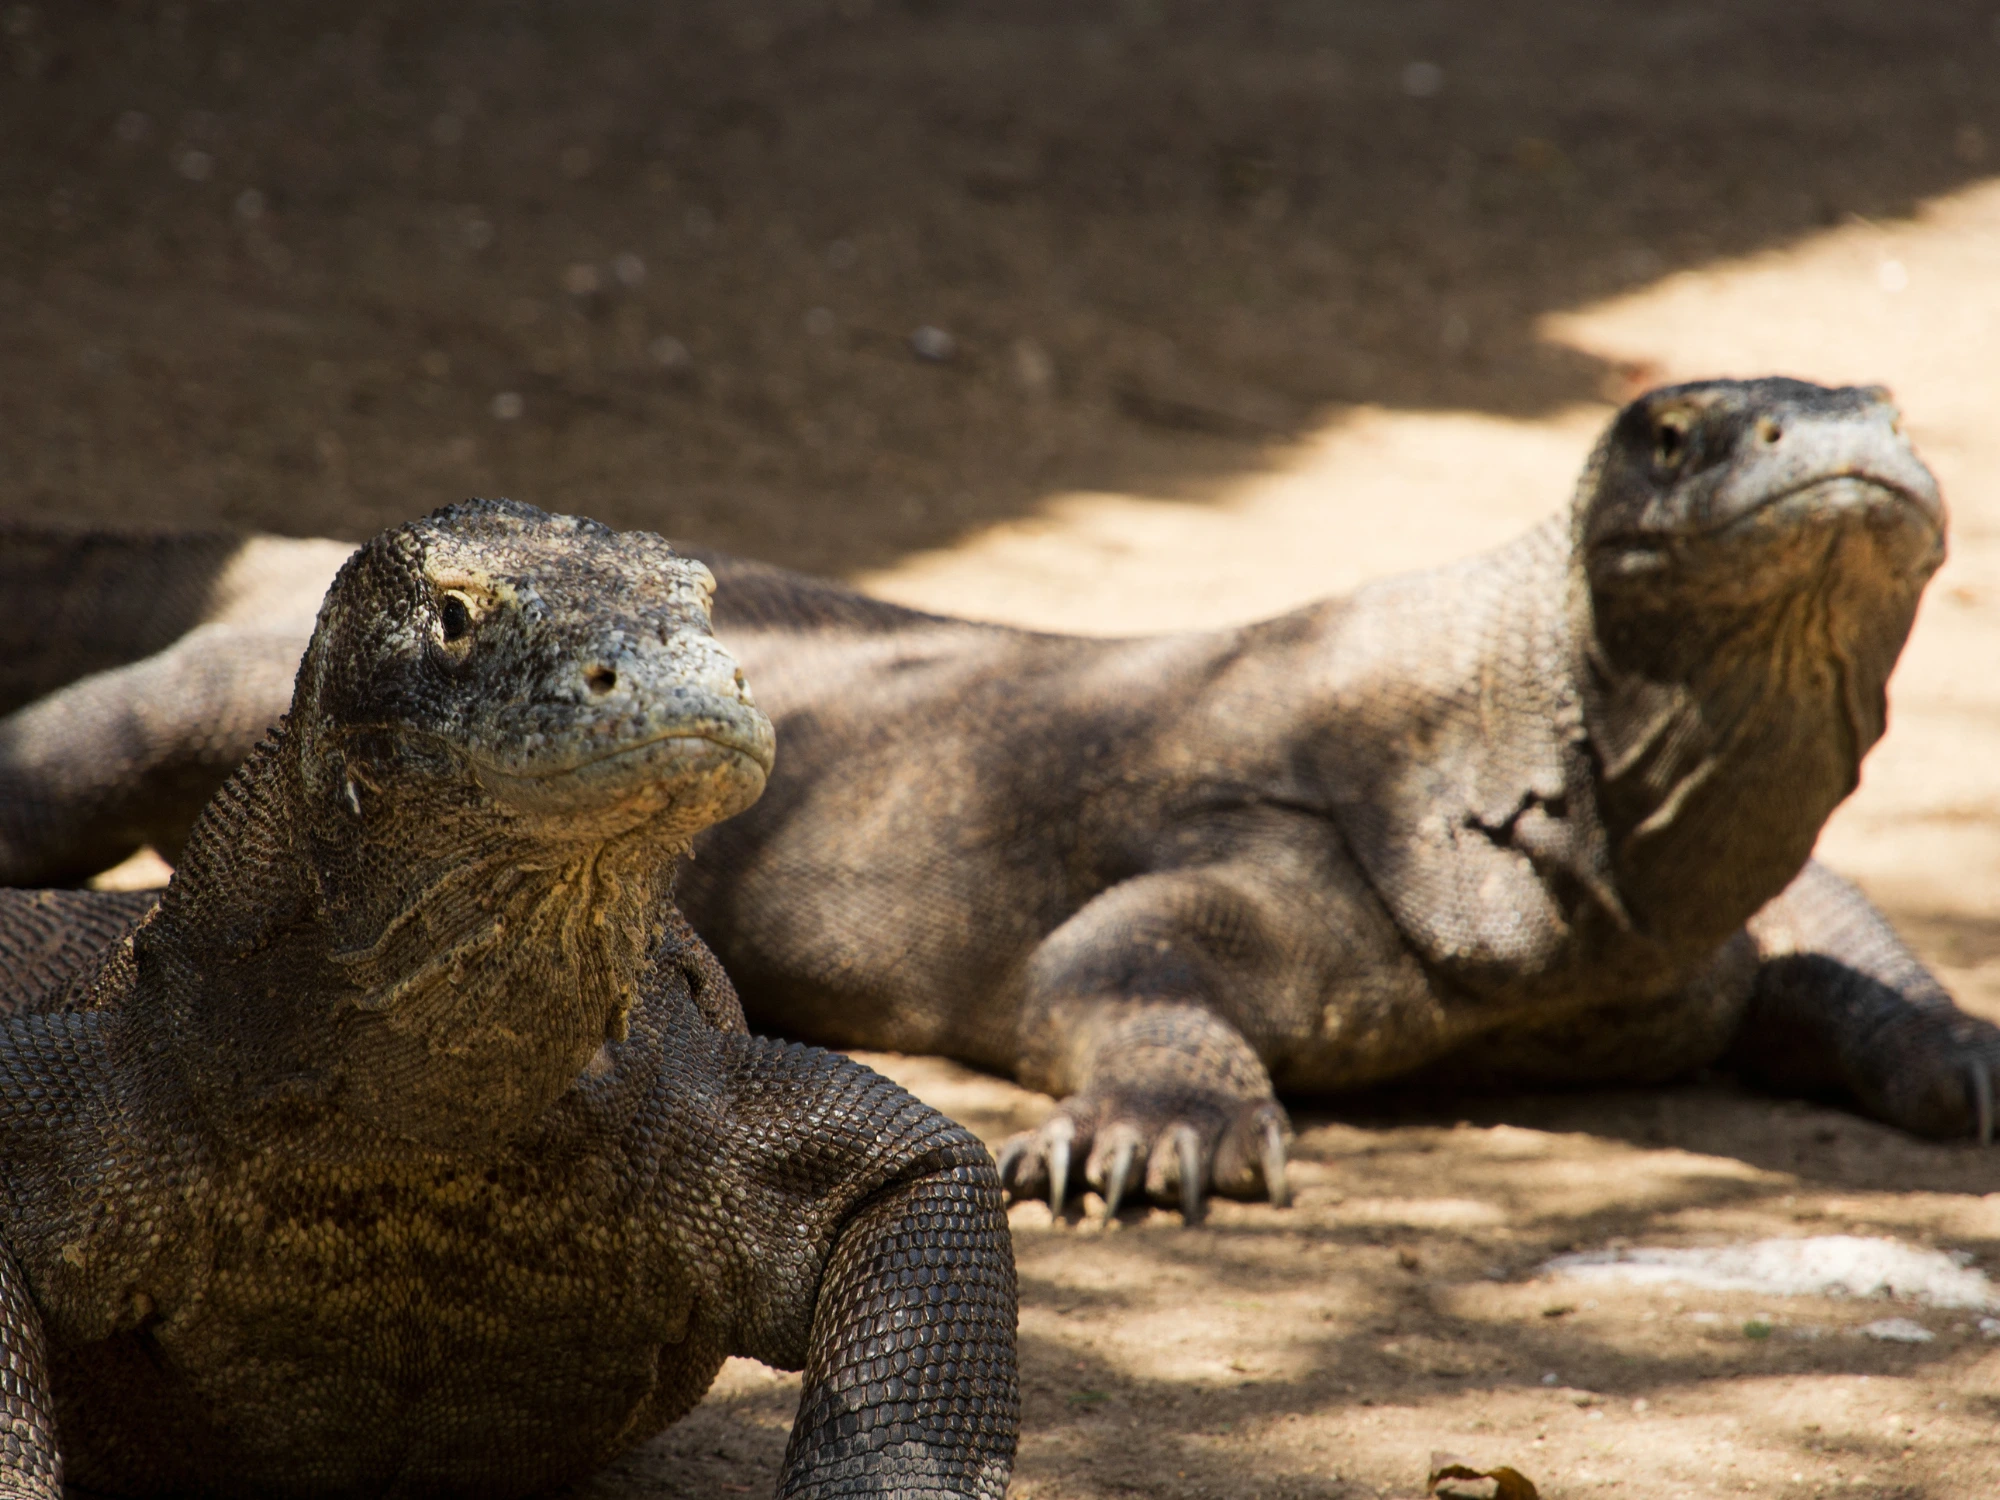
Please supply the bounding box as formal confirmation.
[6,3,2000,1497]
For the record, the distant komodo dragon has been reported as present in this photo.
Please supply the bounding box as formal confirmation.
[2,378,1993,1226]
[0,501,1017,1498]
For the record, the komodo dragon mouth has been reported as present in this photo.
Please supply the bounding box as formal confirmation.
[1714,471,1942,534]
[468,724,773,827]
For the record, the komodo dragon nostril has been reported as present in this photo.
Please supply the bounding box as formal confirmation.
[585,666,617,695]
[1757,419,1783,445]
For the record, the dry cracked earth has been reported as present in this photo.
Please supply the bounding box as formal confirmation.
[6,3,2000,1496]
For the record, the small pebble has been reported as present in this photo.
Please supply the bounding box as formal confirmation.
[562,264,601,297]
[490,392,524,421]
[649,336,691,370]
[1401,61,1443,98]
[909,325,955,362]
[612,252,646,287]
[1012,337,1054,394]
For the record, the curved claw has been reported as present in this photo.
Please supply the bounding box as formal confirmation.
[996,1136,1029,1187]
[1047,1133,1072,1219]
[1176,1126,1205,1226]
[1101,1137,1137,1220]
[1969,1060,1994,1147]
[1261,1117,1290,1209]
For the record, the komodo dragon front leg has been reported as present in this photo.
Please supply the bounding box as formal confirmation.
[0,524,342,889]
[724,1038,1018,1498]
[0,623,313,886]
[992,833,1429,1222]
[0,1247,60,1500]
[997,871,1298,1223]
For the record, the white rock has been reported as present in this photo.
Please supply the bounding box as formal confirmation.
[1859,1318,1934,1344]
[1542,1236,1996,1310]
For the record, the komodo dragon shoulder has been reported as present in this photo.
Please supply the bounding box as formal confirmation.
[0,501,1017,1498]
[2,378,1994,1229]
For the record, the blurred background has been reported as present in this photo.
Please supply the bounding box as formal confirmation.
[9,6,2000,1498]
[3,1,1995,574]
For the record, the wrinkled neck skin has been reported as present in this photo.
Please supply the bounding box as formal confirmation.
[132,724,682,1158]
[1575,516,1925,952]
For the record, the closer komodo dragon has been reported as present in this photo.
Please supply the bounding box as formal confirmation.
[2,378,1994,1226]
[0,501,1018,1498]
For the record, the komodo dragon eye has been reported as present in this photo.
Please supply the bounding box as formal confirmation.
[1652,412,1691,472]
[439,594,473,642]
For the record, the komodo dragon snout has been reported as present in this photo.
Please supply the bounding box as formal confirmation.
[1582,378,1942,553]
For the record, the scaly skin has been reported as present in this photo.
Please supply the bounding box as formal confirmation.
[0,501,1017,1499]
[0,528,350,884]
[674,379,1987,1219]
[1,380,1990,1227]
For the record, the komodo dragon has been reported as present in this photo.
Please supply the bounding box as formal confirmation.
[1,379,1993,1225]
[0,500,1018,1498]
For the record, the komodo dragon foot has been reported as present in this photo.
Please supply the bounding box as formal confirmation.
[1873,1015,2000,1145]
[1732,859,2000,1146]
[997,1088,1290,1224]
[997,1002,1291,1223]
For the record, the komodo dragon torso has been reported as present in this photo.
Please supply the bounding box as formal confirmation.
[2,378,1994,1225]
[0,501,1017,1498]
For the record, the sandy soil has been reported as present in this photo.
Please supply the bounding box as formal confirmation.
[6,4,2000,1497]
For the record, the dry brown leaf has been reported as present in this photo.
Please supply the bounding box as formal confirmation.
[1428,1450,1542,1500]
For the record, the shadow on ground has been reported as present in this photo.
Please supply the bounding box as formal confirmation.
[4,2,1998,571]
[591,1073,2000,1496]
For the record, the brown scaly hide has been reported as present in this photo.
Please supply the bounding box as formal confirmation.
[0,500,1018,1499]
[675,378,1990,1215]
[0,379,1991,1221]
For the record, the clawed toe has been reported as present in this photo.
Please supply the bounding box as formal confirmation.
[1098,1134,1139,1220]
[1967,1059,1995,1147]
[1261,1115,1290,1209]
[999,1093,1295,1224]
[1173,1126,1203,1225]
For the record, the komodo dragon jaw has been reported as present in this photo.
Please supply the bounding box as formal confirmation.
[151,498,778,1154]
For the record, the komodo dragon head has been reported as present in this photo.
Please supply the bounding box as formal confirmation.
[142,499,774,1151]
[1571,377,1944,939]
